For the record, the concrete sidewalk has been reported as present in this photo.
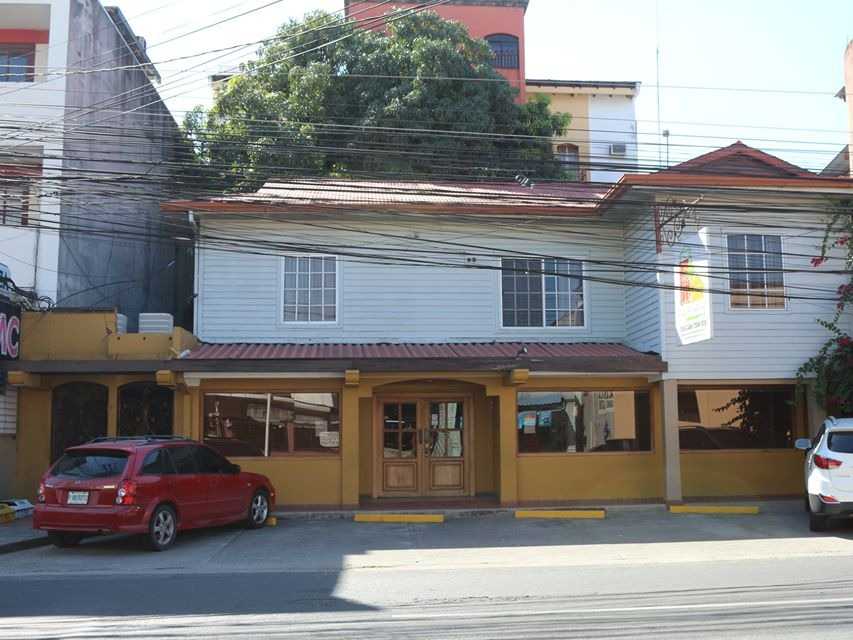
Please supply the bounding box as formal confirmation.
[0,518,48,555]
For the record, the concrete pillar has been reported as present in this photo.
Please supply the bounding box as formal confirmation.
[660,379,683,504]
[107,382,118,437]
[341,385,361,508]
[496,386,518,506]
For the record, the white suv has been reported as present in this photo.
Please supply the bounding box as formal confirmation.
[796,417,853,531]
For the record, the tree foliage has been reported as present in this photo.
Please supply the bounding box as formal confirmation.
[797,204,853,417]
[187,10,570,191]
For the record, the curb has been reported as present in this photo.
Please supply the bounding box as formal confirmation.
[515,509,606,520]
[669,505,760,515]
[354,513,444,524]
[0,535,50,556]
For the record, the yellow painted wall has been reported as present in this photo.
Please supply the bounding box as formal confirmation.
[358,397,373,497]
[14,387,52,501]
[682,450,804,497]
[227,457,342,506]
[474,394,497,495]
[22,311,116,360]
[527,89,589,178]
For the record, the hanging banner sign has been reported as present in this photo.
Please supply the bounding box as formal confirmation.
[0,299,21,361]
[674,257,712,345]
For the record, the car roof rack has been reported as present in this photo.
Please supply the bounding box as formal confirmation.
[86,435,193,444]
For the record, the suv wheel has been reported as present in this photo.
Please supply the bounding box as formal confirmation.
[147,504,177,551]
[247,490,269,529]
[809,511,829,532]
[48,533,83,548]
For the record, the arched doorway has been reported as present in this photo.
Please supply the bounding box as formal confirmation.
[118,382,174,438]
[51,382,108,462]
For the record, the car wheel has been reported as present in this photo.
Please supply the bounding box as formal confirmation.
[809,511,829,532]
[48,533,83,548]
[147,504,177,551]
[247,490,269,529]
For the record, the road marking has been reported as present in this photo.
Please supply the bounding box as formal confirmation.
[390,595,853,620]
[515,509,606,520]
[669,505,760,515]
[354,513,444,524]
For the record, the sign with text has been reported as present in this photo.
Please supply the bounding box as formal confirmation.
[0,299,20,361]
[674,257,712,345]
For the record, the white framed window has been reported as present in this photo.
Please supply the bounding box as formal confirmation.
[0,177,31,226]
[726,234,785,310]
[282,255,337,323]
[501,258,585,328]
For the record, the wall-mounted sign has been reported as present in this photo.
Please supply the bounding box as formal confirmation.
[0,299,20,361]
[674,257,712,345]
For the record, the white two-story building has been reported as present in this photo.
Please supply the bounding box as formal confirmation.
[67,143,844,508]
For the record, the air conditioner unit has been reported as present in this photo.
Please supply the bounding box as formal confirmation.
[139,313,174,335]
[116,313,128,335]
[609,143,628,157]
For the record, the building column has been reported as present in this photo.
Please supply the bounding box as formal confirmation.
[496,386,519,506]
[660,379,683,504]
[341,371,361,508]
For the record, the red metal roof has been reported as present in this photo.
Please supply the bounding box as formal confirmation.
[188,342,653,360]
[183,342,666,373]
[667,141,813,178]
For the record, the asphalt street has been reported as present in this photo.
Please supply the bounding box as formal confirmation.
[3,502,853,639]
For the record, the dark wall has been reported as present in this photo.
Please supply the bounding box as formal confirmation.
[57,0,193,330]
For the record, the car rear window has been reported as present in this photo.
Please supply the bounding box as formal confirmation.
[828,432,853,454]
[50,450,129,479]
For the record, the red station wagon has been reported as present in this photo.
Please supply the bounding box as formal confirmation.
[34,437,276,551]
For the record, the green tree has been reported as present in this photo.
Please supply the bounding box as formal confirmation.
[798,204,853,417]
[193,9,570,191]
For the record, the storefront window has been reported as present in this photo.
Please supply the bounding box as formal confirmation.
[517,391,651,454]
[204,392,340,457]
[118,382,174,437]
[678,386,797,450]
[51,382,108,462]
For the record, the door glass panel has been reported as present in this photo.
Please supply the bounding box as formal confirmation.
[401,431,416,458]
[401,403,417,430]
[428,402,464,458]
[383,430,400,458]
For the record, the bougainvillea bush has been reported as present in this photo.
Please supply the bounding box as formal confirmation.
[797,209,853,417]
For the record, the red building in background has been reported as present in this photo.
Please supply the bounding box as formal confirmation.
[344,0,528,101]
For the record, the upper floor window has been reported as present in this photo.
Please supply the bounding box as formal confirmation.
[0,44,35,83]
[485,34,519,70]
[0,177,30,226]
[555,143,582,181]
[282,255,337,323]
[726,234,784,309]
[501,258,585,328]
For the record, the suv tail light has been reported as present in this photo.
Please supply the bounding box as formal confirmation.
[115,481,137,506]
[37,482,45,504]
[814,454,843,470]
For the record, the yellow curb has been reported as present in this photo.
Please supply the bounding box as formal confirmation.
[669,505,760,515]
[354,513,444,524]
[515,509,606,520]
[266,516,278,527]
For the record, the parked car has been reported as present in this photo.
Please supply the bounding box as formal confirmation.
[795,417,853,532]
[33,436,275,551]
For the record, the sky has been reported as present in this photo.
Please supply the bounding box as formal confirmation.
[108,0,853,173]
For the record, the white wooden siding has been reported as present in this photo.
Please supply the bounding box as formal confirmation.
[623,211,661,354]
[0,388,17,435]
[196,215,627,344]
[660,213,849,379]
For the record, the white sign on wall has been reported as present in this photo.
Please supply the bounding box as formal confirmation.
[674,256,712,345]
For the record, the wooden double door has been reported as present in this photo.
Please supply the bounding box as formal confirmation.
[374,396,473,497]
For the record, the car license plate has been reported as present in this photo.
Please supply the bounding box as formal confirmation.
[67,491,89,505]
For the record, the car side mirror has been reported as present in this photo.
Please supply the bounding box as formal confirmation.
[794,438,812,451]
[229,463,241,474]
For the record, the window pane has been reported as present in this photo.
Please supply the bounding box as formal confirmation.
[284,256,337,323]
[678,387,796,449]
[727,234,785,309]
[828,432,853,454]
[517,391,651,453]
[170,446,199,474]
[51,451,129,479]
[140,449,175,476]
[269,393,340,455]
[501,258,543,326]
[196,446,231,473]
[118,383,174,437]
[203,393,268,457]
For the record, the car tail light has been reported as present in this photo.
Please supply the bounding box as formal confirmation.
[814,454,843,469]
[37,483,45,504]
[115,481,137,506]
[820,494,840,504]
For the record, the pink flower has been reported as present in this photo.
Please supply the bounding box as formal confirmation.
[839,236,850,247]
[812,256,827,267]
